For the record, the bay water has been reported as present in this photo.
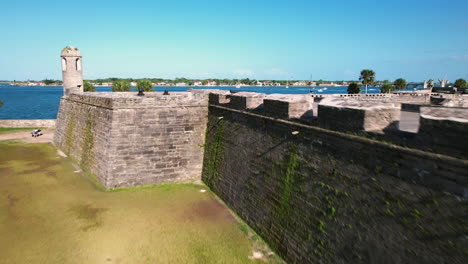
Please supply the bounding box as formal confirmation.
[0,85,389,119]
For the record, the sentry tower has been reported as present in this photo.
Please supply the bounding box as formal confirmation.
[61,46,83,96]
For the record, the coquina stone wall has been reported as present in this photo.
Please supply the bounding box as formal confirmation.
[202,104,468,264]
[54,91,208,189]
[417,107,468,159]
[0,119,56,128]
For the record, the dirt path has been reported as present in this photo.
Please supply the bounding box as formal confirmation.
[0,129,54,143]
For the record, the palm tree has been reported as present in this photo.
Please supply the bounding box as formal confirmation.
[112,80,131,92]
[394,78,407,90]
[359,69,375,94]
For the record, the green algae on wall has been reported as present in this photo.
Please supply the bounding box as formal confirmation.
[64,112,76,155]
[203,118,225,189]
[276,146,299,220]
[80,117,95,172]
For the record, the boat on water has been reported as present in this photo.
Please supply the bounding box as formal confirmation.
[235,84,241,89]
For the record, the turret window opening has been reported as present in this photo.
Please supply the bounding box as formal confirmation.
[76,58,81,71]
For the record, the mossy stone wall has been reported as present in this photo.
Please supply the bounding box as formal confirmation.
[202,105,468,264]
[54,97,113,185]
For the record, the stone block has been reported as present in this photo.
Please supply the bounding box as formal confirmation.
[229,92,265,110]
[417,106,468,158]
[318,100,400,133]
[263,95,313,119]
[209,91,231,105]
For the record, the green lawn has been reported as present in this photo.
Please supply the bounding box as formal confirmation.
[0,142,282,264]
[0,127,38,134]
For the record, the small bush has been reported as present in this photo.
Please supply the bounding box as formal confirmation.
[347,82,360,94]
[454,78,467,89]
[83,81,95,92]
[112,80,131,92]
[137,79,154,92]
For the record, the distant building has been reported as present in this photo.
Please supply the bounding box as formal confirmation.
[194,81,203,86]
[318,82,337,86]
[293,81,307,86]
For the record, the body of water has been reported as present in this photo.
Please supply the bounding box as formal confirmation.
[0,85,418,119]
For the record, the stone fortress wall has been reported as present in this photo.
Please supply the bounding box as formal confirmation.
[51,88,467,263]
[202,91,468,264]
[54,91,208,189]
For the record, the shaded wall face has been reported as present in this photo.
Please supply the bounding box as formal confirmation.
[202,105,467,264]
[417,116,468,159]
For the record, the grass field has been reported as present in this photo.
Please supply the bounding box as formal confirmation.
[0,141,282,264]
[0,127,38,134]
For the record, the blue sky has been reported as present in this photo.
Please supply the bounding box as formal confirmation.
[1,0,467,81]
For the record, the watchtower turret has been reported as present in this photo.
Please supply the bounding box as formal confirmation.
[61,46,83,96]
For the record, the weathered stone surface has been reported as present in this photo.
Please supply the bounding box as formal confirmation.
[318,99,400,133]
[417,106,468,159]
[0,119,56,128]
[202,105,468,264]
[263,94,314,119]
[229,92,265,110]
[61,46,83,96]
[54,91,208,189]
[430,94,468,107]
[208,90,231,105]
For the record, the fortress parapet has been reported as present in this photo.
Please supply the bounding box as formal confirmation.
[208,90,231,105]
[229,92,265,110]
[263,94,314,119]
[318,98,400,133]
[417,106,468,158]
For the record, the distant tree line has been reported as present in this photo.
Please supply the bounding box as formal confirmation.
[87,77,361,86]
[348,70,410,94]
[42,79,62,85]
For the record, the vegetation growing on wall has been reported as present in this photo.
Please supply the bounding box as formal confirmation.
[80,117,95,172]
[276,146,299,220]
[202,118,225,189]
[202,110,468,264]
[65,112,76,155]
